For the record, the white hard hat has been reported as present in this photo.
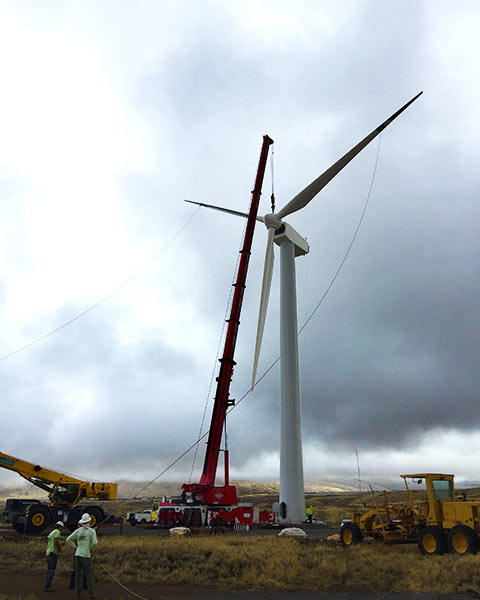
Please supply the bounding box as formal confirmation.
[56,521,65,528]
[79,513,92,524]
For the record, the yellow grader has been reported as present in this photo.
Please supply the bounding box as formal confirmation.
[340,473,480,555]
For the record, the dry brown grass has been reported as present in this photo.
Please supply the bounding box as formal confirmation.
[3,483,480,599]
[3,534,480,595]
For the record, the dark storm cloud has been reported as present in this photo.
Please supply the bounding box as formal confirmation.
[293,144,480,450]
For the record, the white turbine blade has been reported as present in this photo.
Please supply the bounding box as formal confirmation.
[276,91,423,220]
[184,199,265,223]
[251,227,275,390]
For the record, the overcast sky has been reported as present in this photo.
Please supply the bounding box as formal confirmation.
[1,0,479,493]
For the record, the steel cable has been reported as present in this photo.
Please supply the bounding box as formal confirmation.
[0,207,200,364]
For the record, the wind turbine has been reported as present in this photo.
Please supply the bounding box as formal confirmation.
[187,91,422,523]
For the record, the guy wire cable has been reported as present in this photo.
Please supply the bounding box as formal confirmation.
[59,552,150,600]
[189,227,244,482]
[298,134,382,336]
[0,206,200,363]
[96,557,151,600]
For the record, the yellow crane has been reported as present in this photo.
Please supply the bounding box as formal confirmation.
[0,451,118,533]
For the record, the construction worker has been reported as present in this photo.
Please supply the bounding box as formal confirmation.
[66,513,97,599]
[44,520,64,592]
[209,514,224,536]
[306,505,313,524]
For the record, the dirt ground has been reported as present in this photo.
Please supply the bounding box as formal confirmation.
[0,569,478,600]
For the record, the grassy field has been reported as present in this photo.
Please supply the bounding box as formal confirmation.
[3,484,480,599]
[2,533,480,597]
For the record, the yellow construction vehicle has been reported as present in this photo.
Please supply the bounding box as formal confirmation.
[0,451,118,533]
[340,473,480,555]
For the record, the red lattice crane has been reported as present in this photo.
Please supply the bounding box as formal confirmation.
[182,135,273,506]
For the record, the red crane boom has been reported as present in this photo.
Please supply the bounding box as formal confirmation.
[182,135,273,506]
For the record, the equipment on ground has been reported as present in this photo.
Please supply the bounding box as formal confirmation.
[340,473,480,555]
[0,451,118,533]
[126,509,153,526]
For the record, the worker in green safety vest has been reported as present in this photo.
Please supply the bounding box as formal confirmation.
[306,505,313,523]
[44,521,64,592]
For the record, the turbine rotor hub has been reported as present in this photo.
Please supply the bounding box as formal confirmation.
[264,213,282,230]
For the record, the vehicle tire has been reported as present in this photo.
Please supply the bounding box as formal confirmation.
[340,522,363,547]
[12,523,25,533]
[27,505,51,534]
[418,526,446,555]
[84,507,104,529]
[140,519,147,524]
[447,526,478,555]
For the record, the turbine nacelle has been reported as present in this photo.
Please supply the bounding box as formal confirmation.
[273,223,309,257]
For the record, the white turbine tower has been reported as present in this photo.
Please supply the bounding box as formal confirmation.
[187,91,422,523]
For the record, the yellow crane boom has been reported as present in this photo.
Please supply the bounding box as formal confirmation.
[0,451,117,506]
[0,451,117,533]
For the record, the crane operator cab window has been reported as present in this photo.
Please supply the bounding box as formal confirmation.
[432,479,453,502]
[53,483,81,505]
